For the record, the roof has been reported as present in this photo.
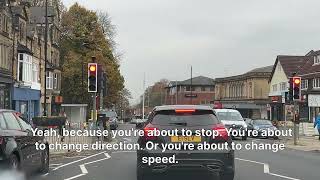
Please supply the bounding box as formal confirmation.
[269,55,305,81]
[168,76,215,87]
[216,65,273,82]
[247,65,274,73]
[154,105,213,111]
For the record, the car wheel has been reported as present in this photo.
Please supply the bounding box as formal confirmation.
[9,154,20,170]
[220,172,234,180]
[39,148,49,173]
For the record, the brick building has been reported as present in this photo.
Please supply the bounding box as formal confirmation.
[165,76,215,105]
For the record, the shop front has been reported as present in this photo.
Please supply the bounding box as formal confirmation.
[221,102,268,119]
[12,87,40,121]
[0,82,11,109]
[269,96,285,121]
[308,94,320,123]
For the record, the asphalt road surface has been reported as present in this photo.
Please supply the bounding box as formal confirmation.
[30,124,320,180]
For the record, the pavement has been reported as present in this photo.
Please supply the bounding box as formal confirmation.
[28,123,320,180]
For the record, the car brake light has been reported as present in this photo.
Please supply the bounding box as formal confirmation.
[175,109,196,113]
[212,124,229,141]
[143,124,158,140]
[0,137,3,145]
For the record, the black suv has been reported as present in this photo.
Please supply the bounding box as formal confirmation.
[0,110,49,174]
[137,105,234,180]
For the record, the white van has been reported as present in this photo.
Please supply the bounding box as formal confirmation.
[214,109,248,140]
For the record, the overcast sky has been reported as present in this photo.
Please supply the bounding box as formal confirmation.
[63,0,320,103]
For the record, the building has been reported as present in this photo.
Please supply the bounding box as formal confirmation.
[215,66,273,119]
[11,2,42,120]
[1,0,62,120]
[29,5,62,116]
[268,51,320,123]
[0,0,13,109]
[165,76,215,105]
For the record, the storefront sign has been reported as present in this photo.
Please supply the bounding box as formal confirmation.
[270,96,281,103]
[308,94,320,107]
[55,96,63,104]
[185,94,197,98]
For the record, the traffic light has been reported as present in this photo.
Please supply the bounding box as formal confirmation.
[292,76,301,101]
[88,63,98,92]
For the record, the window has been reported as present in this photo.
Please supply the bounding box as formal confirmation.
[46,72,53,89]
[53,73,58,89]
[32,64,39,83]
[0,45,10,70]
[280,82,287,91]
[314,56,320,65]
[313,78,320,88]
[0,113,7,129]
[210,86,214,91]
[17,117,32,131]
[191,86,195,91]
[3,112,22,130]
[2,15,9,33]
[272,84,278,92]
[301,80,308,90]
[201,86,206,92]
[17,53,33,83]
[186,86,191,91]
[19,22,25,41]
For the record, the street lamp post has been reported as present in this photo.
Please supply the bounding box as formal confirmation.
[43,0,48,116]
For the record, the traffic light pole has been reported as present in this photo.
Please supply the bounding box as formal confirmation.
[293,101,298,145]
[93,92,97,122]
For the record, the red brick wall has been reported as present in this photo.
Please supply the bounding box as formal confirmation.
[165,92,215,105]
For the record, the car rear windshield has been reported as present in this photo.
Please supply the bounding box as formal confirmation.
[216,111,243,121]
[151,110,219,126]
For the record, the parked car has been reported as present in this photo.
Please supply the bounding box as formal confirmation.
[214,109,248,140]
[99,110,118,130]
[246,119,279,139]
[131,116,147,128]
[0,109,49,174]
[137,105,234,180]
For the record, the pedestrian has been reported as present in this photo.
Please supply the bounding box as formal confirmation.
[314,113,320,140]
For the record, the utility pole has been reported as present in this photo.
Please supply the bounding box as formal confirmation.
[293,102,298,145]
[176,80,178,105]
[142,73,145,119]
[190,66,193,105]
[43,0,48,116]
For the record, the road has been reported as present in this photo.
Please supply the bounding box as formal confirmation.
[31,123,320,180]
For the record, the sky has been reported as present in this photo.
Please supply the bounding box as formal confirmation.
[63,0,320,103]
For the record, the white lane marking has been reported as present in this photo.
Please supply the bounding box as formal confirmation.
[53,151,106,171]
[65,156,87,159]
[80,165,88,174]
[42,173,49,177]
[236,158,301,180]
[64,153,110,180]
[112,151,136,154]
[64,174,86,180]
[50,163,63,166]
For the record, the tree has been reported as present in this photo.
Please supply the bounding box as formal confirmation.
[60,3,125,108]
[137,79,169,108]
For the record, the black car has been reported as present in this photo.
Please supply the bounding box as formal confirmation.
[246,119,279,139]
[0,110,49,174]
[137,105,234,180]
